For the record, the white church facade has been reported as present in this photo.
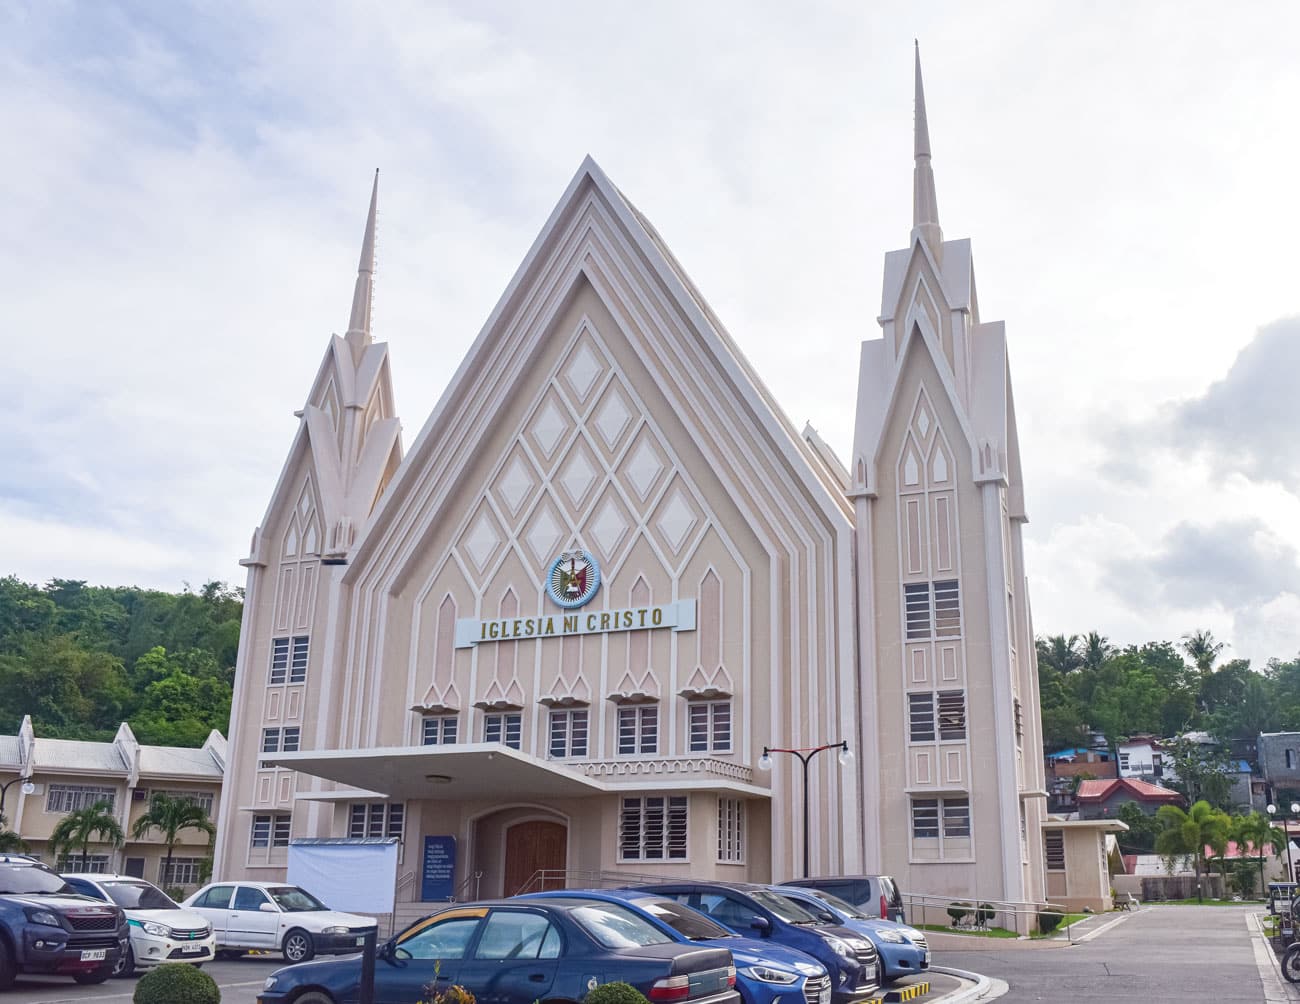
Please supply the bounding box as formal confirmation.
[214,52,1048,912]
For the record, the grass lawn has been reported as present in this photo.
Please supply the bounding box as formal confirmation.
[1029,912,1089,937]
[1146,898,1254,906]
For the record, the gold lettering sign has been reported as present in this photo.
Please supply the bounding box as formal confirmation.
[454,600,695,649]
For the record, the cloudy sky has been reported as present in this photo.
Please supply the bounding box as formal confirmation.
[3,1,1299,666]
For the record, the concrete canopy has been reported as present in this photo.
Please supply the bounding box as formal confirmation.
[261,742,770,802]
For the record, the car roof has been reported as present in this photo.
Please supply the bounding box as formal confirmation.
[62,873,146,882]
[635,880,768,893]
[783,875,891,883]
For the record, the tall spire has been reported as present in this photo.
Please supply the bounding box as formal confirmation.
[346,169,379,346]
[911,42,942,251]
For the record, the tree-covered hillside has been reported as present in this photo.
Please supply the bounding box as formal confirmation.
[0,577,241,746]
[1037,629,1300,751]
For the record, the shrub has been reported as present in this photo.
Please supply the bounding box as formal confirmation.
[975,903,995,927]
[134,963,220,1004]
[422,984,476,1004]
[946,902,971,926]
[585,982,651,1004]
[1038,908,1064,935]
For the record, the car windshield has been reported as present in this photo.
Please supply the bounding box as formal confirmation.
[634,897,734,940]
[749,889,819,924]
[802,890,865,920]
[0,862,73,895]
[571,903,675,948]
[267,887,328,912]
[103,881,178,910]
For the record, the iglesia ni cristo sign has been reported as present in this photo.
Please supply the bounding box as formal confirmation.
[453,548,696,648]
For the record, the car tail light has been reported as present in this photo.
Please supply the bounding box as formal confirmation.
[649,976,691,1002]
[726,965,736,988]
[880,895,888,919]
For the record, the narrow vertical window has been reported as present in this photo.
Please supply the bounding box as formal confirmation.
[289,636,310,683]
[269,638,290,685]
[937,691,966,740]
[1045,829,1066,870]
[904,583,931,639]
[908,693,935,742]
[548,709,589,758]
[933,580,961,636]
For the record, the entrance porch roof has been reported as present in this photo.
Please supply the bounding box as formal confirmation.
[260,743,771,802]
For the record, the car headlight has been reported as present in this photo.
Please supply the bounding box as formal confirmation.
[26,908,62,927]
[142,921,171,938]
[742,965,800,985]
[899,927,924,942]
[322,926,348,934]
[264,975,279,991]
[875,930,906,944]
[824,936,854,959]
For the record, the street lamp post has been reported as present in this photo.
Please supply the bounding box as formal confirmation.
[0,775,35,827]
[1268,802,1300,885]
[758,741,853,879]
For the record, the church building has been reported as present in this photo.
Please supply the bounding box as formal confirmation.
[214,51,1048,916]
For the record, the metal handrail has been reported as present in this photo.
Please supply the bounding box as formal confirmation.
[902,891,1080,942]
[513,868,692,895]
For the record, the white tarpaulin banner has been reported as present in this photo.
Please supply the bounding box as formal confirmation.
[287,839,398,915]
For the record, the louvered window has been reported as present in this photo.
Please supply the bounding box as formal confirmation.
[422,715,458,745]
[618,706,658,754]
[688,701,731,753]
[269,636,309,684]
[904,583,931,639]
[943,798,971,837]
[620,796,688,861]
[548,709,589,758]
[908,693,936,742]
[937,691,966,740]
[289,636,309,683]
[911,798,939,838]
[933,580,961,636]
[1045,829,1066,871]
[349,802,405,840]
[484,712,522,749]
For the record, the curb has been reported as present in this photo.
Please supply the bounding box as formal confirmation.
[926,966,999,1003]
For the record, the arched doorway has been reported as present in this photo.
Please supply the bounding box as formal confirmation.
[503,819,567,895]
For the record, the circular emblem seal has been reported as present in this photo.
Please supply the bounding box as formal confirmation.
[546,549,601,609]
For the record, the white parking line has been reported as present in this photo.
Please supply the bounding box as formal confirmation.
[1072,912,1130,943]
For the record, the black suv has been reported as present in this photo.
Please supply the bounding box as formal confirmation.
[0,854,129,989]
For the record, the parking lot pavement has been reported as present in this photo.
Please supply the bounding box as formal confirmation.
[938,904,1267,1002]
[6,956,282,1004]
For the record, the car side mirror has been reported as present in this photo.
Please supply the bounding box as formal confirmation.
[259,902,278,913]
[818,911,836,924]
[750,916,771,936]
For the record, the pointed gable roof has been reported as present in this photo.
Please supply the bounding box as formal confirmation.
[349,156,852,576]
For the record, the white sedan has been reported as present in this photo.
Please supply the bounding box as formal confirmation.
[182,881,375,963]
[62,873,215,976]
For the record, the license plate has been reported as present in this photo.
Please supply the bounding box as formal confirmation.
[80,949,106,962]
[923,950,931,964]
[355,936,366,946]
[182,943,203,953]
[818,988,831,1004]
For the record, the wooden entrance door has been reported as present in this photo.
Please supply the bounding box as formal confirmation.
[503,820,567,896]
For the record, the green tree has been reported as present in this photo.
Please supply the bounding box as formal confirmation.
[48,801,125,871]
[1182,629,1226,677]
[1163,734,1237,809]
[1155,800,1231,902]
[131,794,216,888]
[1037,635,1083,675]
[1235,810,1285,898]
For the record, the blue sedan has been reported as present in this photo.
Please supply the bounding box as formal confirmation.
[516,889,831,1004]
[257,897,740,1004]
[770,887,928,985]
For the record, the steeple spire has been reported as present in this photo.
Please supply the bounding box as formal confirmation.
[345,170,379,347]
[911,42,942,251]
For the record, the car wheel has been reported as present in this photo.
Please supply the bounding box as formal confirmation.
[293,992,337,1004]
[113,943,136,978]
[0,938,15,991]
[282,928,315,963]
[74,965,113,985]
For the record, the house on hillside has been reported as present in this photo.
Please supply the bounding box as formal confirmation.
[1077,777,1182,820]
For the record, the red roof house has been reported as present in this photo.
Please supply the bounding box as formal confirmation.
[1077,777,1183,819]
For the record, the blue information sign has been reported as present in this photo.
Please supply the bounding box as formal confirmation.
[421,835,457,901]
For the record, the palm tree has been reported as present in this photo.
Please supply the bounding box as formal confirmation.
[1181,629,1226,677]
[1082,632,1113,672]
[1235,810,1286,898]
[48,801,124,871]
[131,794,215,888]
[1155,800,1231,902]
[0,812,26,853]
[1038,635,1083,675]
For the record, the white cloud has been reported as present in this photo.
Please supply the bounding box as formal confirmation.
[2,1,1300,665]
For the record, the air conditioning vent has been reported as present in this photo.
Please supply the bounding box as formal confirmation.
[132,789,148,802]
